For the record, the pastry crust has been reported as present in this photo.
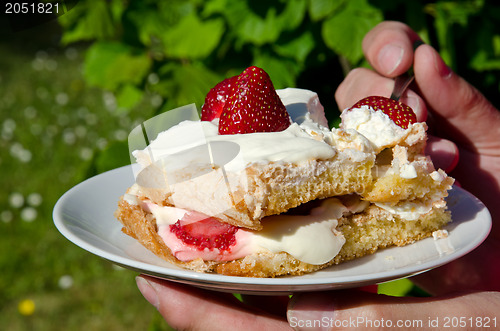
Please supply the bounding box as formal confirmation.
[115,199,451,277]
[129,152,375,230]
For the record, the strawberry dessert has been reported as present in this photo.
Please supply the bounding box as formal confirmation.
[115,66,454,277]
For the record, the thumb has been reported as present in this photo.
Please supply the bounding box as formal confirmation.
[414,45,500,154]
[287,290,499,330]
[136,276,290,331]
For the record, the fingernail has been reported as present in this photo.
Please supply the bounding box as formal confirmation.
[136,276,160,309]
[378,44,404,75]
[287,294,335,330]
[433,48,453,79]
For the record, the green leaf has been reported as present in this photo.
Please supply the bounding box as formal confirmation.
[125,4,167,47]
[95,140,130,174]
[321,0,382,64]
[425,1,485,71]
[204,0,275,46]
[125,1,200,48]
[470,49,500,71]
[308,0,346,22]
[273,30,315,64]
[425,1,484,27]
[252,52,300,89]
[378,278,414,297]
[203,0,247,30]
[493,34,500,57]
[204,0,307,47]
[155,62,222,109]
[240,0,307,46]
[84,41,152,91]
[116,84,144,111]
[239,7,282,46]
[59,1,117,45]
[162,13,225,59]
[277,0,308,31]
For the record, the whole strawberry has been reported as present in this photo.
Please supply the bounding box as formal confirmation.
[349,96,417,129]
[201,75,238,121]
[218,66,291,135]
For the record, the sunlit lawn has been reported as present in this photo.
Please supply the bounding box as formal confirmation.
[0,24,170,330]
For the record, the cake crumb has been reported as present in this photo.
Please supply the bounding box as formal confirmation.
[432,229,449,240]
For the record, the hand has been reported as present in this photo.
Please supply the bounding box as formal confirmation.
[136,276,500,330]
[335,21,500,294]
[136,276,292,330]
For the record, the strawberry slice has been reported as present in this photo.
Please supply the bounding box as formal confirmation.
[201,75,238,121]
[169,216,238,251]
[349,96,417,129]
[218,66,291,135]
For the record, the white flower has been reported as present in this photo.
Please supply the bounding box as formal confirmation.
[9,192,24,208]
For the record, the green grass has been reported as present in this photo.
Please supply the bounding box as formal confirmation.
[0,23,170,330]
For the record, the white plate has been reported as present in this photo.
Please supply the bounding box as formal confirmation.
[53,165,491,295]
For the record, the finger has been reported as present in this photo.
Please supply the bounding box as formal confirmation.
[335,68,427,121]
[413,44,500,154]
[136,276,291,331]
[413,240,500,295]
[362,21,422,77]
[425,135,459,172]
[240,294,290,317]
[335,68,392,110]
[287,290,500,330]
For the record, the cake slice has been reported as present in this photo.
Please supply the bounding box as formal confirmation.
[115,66,453,277]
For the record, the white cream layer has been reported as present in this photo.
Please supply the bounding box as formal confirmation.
[340,105,413,152]
[133,89,341,170]
[142,198,348,265]
[375,200,434,221]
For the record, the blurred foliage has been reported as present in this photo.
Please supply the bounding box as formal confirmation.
[57,0,384,115]
[57,0,500,169]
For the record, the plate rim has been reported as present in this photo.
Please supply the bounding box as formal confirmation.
[53,165,492,291]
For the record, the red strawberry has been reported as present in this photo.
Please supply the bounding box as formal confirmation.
[218,66,291,135]
[201,75,238,121]
[170,216,238,251]
[349,96,417,129]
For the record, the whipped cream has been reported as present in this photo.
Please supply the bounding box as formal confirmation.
[133,89,338,172]
[251,198,347,264]
[147,198,348,265]
[385,145,419,179]
[340,105,411,152]
[399,163,418,179]
[277,88,332,139]
[375,200,434,221]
